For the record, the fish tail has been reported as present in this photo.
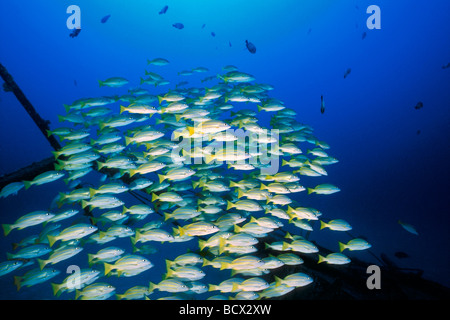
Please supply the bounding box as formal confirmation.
[46,129,53,137]
[307,188,314,194]
[57,115,65,122]
[219,262,229,270]
[338,242,346,252]
[37,258,47,270]
[187,126,195,136]
[89,188,97,197]
[75,289,82,300]
[281,241,290,251]
[274,276,283,287]
[226,200,234,211]
[231,283,240,292]
[23,180,33,190]
[47,234,58,248]
[157,96,164,104]
[151,193,159,202]
[125,136,132,146]
[198,239,206,251]
[87,254,95,266]
[158,174,166,184]
[233,224,241,233]
[14,276,22,291]
[320,221,327,230]
[218,237,226,255]
[148,282,156,293]
[51,282,62,296]
[81,200,89,209]
[317,255,325,264]
[208,284,218,291]
[237,189,244,199]
[282,159,288,166]
[98,80,104,87]
[119,105,126,114]
[260,183,268,190]
[104,262,113,276]
[2,224,13,236]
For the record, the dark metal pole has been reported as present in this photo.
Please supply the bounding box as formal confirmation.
[0,62,61,151]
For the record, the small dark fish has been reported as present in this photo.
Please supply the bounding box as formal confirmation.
[307,28,312,35]
[211,32,216,37]
[69,28,81,38]
[74,80,77,87]
[320,95,325,114]
[245,40,256,54]
[229,41,232,47]
[394,251,410,259]
[417,130,421,135]
[159,5,168,15]
[362,32,367,40]
[173,23,184,30]
[442,63,450,69]
[101,15,111,23]
[344,68,352,79]
[414,101,424,110]
[201,24,206,29]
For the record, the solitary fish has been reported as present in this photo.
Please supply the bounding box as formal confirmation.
[320,95,325,114]
[173,23,184,30]
[159,5,168,15]
[245,40,256,54]
[101,15,111,23]
[398,220,419,235]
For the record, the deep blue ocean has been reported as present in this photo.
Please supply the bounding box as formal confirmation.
[0,0,449,300]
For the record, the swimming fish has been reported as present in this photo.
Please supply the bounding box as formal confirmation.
[173,23,184,30]
[159,5,168,14]
[101,15,111,23]
[0,60,369,301]
[245,40,256,54]
[398,220,419,235]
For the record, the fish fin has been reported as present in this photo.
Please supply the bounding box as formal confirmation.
[157,96,164,104]
[237,189,244,199]
[151,193,158,202]
[338,242,346,252]
[229,181,238,188]
[234,224,241,233]
[257,105,262,112]
[120,105,126,114]
[98,80,104,87]
[281,241,290,251]
[282,159,288,166]
[87,254,94,266]
[226,200,234,211]
[320,221,327,230]
[307,188,314,194]
[260,183,267,190]
[75,289,82,300]
[231,283,240,292]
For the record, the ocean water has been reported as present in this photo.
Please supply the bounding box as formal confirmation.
[0,0,449,300]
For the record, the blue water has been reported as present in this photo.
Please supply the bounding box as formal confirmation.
[0,0,449,299]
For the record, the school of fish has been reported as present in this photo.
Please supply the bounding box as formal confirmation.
[0,59,371,300]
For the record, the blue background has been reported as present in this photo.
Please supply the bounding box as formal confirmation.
[0,0,449,299]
